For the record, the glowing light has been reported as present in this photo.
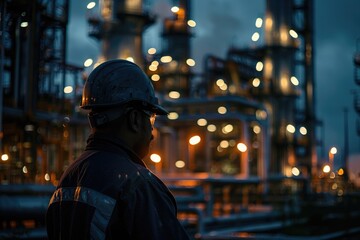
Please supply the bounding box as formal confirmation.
[289,29,298,38]
[207,124,217,132]
[256,110,267,120]
[84,58,93,67]
[252,78,260,87]
[189,135,201,145]
[186,58,196,66]
[216,79,225,87]
[300,127,307,135]
[330,172,336,179]
[126,57,134,62]
[20,22,28,28]
[150,153,161,163]
[291,76,299,86]
[220,140,229,148]
[168,112,179,120]
[171,6,179,13]
[292,167,300,176]
[330,147,337,155]
[151,74,160,81]
[45,173,50,181]
[187,20,196,27]
[218,106,227,114]
[64,86,73,94]
[323,164,331,173]
[151,60,159,66]
[338,168,344,175]
[169,91,180,99]
[22,166,28,174]
[256,61,263,71]
[251,32,260,42]
[253,125,261,134]
[222,124,234,134]
[160,56,172,63]
[332,183,338,190]
[149,64,157,71]
[1,154,9,161]
[255,18,263,28]
[237,143,247,152]
[87,2,96,9]
[148,48,157,55]
[219,83,228,91]
[197,118,207,126]
[286,124,296,133]
[175,160,185,168]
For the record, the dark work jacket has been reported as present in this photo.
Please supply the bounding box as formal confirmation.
[46,132,190,240]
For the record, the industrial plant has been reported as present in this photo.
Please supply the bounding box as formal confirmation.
[0,0,360,239]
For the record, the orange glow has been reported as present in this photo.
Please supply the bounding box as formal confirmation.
[150,153,161,163]
[189,135,201,145]
[237,143,247,152]
[338,168,344,175]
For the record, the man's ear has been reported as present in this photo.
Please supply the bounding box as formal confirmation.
[127,109,141,132]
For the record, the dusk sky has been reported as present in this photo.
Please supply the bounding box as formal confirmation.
[67,0,360,173]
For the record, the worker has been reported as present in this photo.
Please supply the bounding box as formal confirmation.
[46,59,190,240]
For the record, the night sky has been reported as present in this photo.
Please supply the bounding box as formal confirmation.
[67,0,360,171]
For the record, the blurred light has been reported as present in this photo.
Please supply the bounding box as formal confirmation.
[20,22,28,28]
[332,183,338,190]
[300,126,307,135]
[168,112,179,120]
[220,140,229,148]
[64,86,73,94]
[289,29,298,38]
[151,60,159,66]
[148,48,157,55]
[186,58,196,66]
[126,57,134,62]
[222,124,233,134]
[149,65,157,71]
[1,154,9,161]
[169,91,180,99]
[237,143,247,152]
[150,153,161,163]
[197,118,207,126]
[219,83,228,91]
[290,76,299,86]
[45,173,50,181]
[175,160,185,168]
[253,125,261,134]
[256,61,263,71]
[87,2,96,9]
[189,135,201,145]
[218,106,227,114]
[338,168,344,176]
[286,124,295,133]
[251,32,260,42]
[330,147,337,155]
[187,20,196,27]
[151,74,160,81]
[292,167,300,176]
[207,124,217,132]
[216,79,225,87]
[171,6,179,13]
[256,110,267,120]
[84,58,93,67]
[323,164,331,173]
[338,189,344,196]
[160,56,172,63]
[330,172,336,179]
[255,18,263,28]
[252,78,260,87]
[25,124,34,131]
[22,166,28,174]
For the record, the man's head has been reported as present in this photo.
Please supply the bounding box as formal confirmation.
[80,59,168,158]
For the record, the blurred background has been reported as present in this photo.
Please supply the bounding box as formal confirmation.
[1,0,360,239]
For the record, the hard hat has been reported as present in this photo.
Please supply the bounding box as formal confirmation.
[81,59,168,116]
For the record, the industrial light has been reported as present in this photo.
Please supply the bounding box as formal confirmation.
[151,74,160,81]
[149,65,157,71]
[87,2,96,9]
[217,106,227,114]
[323,164,331,173]
[207,124,216,132]
[237,143,247,152]
[219,83,228,91]
[160,56,172,63]
[45,173,50,181]
[20,22,28,28]
[330,147,337,155]
[22,166,28,174]
[251,32,260,42]
[186,58,195,66]
[256,61,263,71]
[150,153,161,163]
[84,58,93,67]
[187,20,196,27]
[222,124,233,134]
[171,6,179,13]
[252,78,260,87]
[255,18,263,28]
[148,48,157,55]
[289,29,298,38]
[64,86,73,94]
[299,126,307,135]
[220,140,229,148]
[290,76,299,86]
[197,118,207,126]
[216,79,225,87]
[1,154,9,161]
[292,167,300,176]
[175,160,185,168]
[169,91,180,99]
[168,112,179,120]
[286,124,295,133]
[189,135,201,145]
[253,125,261,134]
